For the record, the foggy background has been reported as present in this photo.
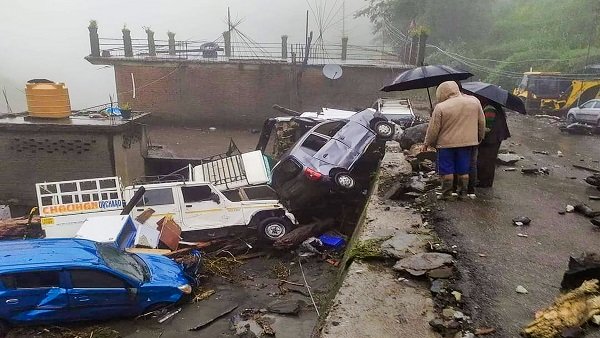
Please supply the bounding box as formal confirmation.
[0,0,373,112]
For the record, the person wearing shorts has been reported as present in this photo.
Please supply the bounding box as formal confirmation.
[424,81,485,199]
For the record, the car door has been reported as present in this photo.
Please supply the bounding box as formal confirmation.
[0,270,69,322]
[578,101,597,123]
[66,269,135,320]
[131,187,182,225]
[179,185,229,230]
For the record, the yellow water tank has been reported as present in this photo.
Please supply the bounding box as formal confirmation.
[25,80,71,119]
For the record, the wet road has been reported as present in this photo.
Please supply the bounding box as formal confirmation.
[435,113,600,337]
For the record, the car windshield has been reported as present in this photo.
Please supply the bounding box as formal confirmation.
[96,243,149,283]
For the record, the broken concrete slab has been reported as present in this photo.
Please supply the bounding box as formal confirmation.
[497,153,522,165]
[393,253,454,276]
[380,233,423,259]
[266,299,305,315]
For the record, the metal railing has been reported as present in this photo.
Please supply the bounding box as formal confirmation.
[96,38,404,65]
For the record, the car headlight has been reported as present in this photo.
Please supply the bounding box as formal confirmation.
[178,284,192,294]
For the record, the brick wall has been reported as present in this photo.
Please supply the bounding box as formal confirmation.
[115,61,407,128]
[0,132,113,206]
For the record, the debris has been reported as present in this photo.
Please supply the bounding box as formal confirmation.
[497,153,522,165]
[592,315,600,326]
[452,291,463,302]
[517,233,529,238]
[573,164,600,173]
[273,218,334,250]
[566,205,575,213]
[188,304,238,331]
[349,236,390,260]
[193,289,216,303]
[590,196,600,200]
[561,253,600,290]
[561,123,595,135]
[318,234,346,250]
[474,327,496,335]
[158,307,182,324]
[157,215,182,251]
[558,151,564,157]
[585,174,600,187]
[135,208,156,223]
[516,285,529,294]
[393,252,454,277]
[533,150,550,155]
[513,216,532,226]
[208,127,217,131]
[504,167,517,172]
[301,237,324,254]
[478,253,487,257]
[442,307,456,319]
[522,167,550,175]
[298,257,320,316]
[574,204,600,218]
[266,299,306,315]
[535,114,562,121]
[399,123,428,150]
[591,218,600,226]
[325,258,340,267]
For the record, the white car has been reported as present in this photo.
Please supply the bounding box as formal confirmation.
[567,99,600,126]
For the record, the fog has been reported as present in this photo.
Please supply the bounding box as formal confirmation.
[0,0,373,112]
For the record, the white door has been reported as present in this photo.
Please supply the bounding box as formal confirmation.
[131,187,182,225]
[179,185,228,230]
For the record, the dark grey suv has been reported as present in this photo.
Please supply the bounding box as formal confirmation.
[270,109,394,212]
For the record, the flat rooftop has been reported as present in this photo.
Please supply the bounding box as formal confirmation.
[0,112,149,132]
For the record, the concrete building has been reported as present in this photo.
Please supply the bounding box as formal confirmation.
[0,114,148,209]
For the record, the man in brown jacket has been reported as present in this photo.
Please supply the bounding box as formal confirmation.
[424,81,485,199]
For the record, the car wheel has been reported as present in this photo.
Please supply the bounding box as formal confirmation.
[257,217,292,242]
[567,114,576,124]
[374,121,395,139]
[334,172,355,189]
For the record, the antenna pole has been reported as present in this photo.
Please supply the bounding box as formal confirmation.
[228,7,231,34]
[305,10,309,46]
[342,1,345,37]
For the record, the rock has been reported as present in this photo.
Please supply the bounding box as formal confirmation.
[557,151,564,157]
[427,266,455,279]
[399,123,428,150]
[592,315,600,326]
[381,234,422,259]
[533,150,549,155]
[504,167,517,171]
[512,216,531,226]
[430,279,449,294]
[516,285,528,294]
[590,196,600,201]
[497,153,521,165]
[559,211,566,215]
[591,217,600,226]
[462,332,475,338]
[230,315,261,338]
[429,318,446,333]
[585,174,600,187]
[442,308,456,319]
[453,311,465,320]
[566,205,575,213]
[393,253,454,276]
[451,291,462,302]
[561,253,600,290]
[266,299,305,315]
[561,327,584,338]
[574,203,600,218]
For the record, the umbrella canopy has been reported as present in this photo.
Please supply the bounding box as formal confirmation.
[461,81,526,114]
[381,65,474,92]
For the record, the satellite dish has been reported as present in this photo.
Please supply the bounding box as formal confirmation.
[323,64,343,80]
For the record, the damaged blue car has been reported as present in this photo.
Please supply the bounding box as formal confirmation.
[0,238,192,335]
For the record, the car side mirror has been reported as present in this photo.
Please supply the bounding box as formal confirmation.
[210,192,220,204]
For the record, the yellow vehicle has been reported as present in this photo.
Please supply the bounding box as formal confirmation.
[513,72,600,114]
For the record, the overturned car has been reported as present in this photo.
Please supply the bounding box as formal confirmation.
[270,109,393,216]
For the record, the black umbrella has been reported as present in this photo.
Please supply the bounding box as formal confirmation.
[381,65,474,109]
[461,81,526,114]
